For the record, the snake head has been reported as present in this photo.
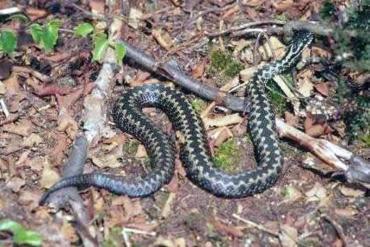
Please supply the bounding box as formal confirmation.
[283,29,314,66]
[294,29,314,47]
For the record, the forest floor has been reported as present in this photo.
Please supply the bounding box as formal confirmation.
[0,0,369,246]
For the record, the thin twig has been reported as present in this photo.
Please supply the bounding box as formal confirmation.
[205,20,285,37]
[320,214,347,247]
[0,7,21,15]
[0,98,10,118]
[122,228,156,236]
[232,213,279,237]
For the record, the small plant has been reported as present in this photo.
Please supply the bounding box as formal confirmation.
[1,16,126,63]
[320,1,370,72]
[345,95,370,146]
[0,219,42,246]
[0,29,17,55]
[29,19,61,53]
[74,22,126,63]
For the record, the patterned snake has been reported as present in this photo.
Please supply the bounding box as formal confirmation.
[40,30,313,203]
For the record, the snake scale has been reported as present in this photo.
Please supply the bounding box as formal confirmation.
[40,30,313,203]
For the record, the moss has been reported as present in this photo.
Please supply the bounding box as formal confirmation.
[102,227,123,247]
[275,14,288,22]
[265,75,291,115]
[191,98,207,113]
[121,139,140,156]
[360,134,370,147]
[319,0,336,21]
[212,138,241,173]
[321,2,370,72]
[344,95,370,145]
[209,49,243,78]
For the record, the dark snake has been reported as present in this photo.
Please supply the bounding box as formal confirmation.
[40,30,313,203]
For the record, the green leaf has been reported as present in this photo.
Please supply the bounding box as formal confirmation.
[14,230,43,246]
[28,20,61,53]
[29,23,43,44]
[74,22,94,37]
[0,219,24,233]
[42,19,61,52]
[92,33,109,62]
[0,219,42,246]
[0,30,17,55]
[114,42,126,64]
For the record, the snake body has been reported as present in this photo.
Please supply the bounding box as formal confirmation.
[40,30,313,203]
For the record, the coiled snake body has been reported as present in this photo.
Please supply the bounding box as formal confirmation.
[40,30,313,203]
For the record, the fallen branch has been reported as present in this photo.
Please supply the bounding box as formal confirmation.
[121,39,370,186]
[121,41,245,112]
[206,20,352,38]
[276,119,370,187]
[232,213,279,237]
[40,4,124,246]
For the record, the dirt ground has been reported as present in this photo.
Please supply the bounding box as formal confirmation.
[0,0,369,246]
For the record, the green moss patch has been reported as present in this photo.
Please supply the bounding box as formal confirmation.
[209,49,243,79]
[212,138,241,173]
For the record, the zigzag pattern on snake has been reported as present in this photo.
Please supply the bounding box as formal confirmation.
[40,30,313,204]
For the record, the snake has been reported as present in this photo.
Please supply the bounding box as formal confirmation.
[40,30,313,204]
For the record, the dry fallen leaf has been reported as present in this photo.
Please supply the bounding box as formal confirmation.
[6,176,25,192]
[25,7,48,21]
[338,185,365,198]
[89,0,105,14]
[208,127,233,147]
[211,218,244,238]
[128,8,144,29]
[258,36,285,60]
[161,192,176,218]
[314,83,329,97]
[305,182,330,207]
[29,156,45,172]
[61,220,79,243]
[152,236,187,247]
[191,60,206,79]
[3,119,33,136]
[281,185,303,203]
[284,112,299,127]
[304,115,314,131]
[240,65,259,82]
[334,207,358,218]
[203,113,243,129]
[39,158,60,189]
[23,133,43,147]
[0,81,6,94]
[279,224,298,247]
[121,197,143,220]
[57,109,78,139]
[305,124,325,137]
[92,190,105,213]
[135,144,148,158]
[296,70,314,97]
[91,145,123,168]
[19,189,41,210]
[152,28,174,50]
